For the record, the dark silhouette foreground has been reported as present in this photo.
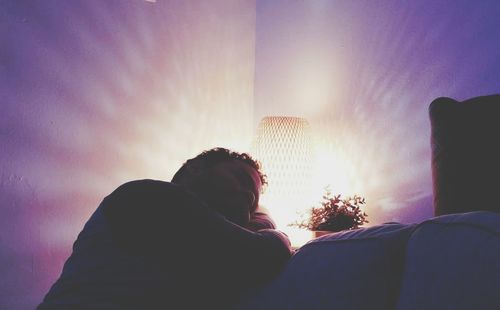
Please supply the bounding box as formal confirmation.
[38,148,292,309]
[430,94,500,215]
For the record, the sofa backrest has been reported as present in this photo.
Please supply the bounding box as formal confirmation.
[237,223,415,310]
[396,211,500,310]
[237,212,500,310]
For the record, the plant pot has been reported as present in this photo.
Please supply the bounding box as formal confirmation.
[313,230,334,238]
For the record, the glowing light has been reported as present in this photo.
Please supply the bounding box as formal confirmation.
[290,52,340,117]
[252,116,315,247]
[251,118,372,246]
[309,140,365,200]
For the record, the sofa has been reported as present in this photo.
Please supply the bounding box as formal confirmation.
[237,211,499,310]
[237,95,500,310]
[429,95,500,215]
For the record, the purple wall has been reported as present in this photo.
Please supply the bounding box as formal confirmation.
[2,0,500,308]
[1,1,256,308]
[254,0,500,224]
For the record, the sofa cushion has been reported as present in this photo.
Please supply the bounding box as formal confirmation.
[237,223,415,310]
[429,95,500,215]
[396,211,500,310]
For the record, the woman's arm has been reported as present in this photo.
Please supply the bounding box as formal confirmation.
[102,179,292,285]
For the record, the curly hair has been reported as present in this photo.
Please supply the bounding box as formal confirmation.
[171,147,267,190]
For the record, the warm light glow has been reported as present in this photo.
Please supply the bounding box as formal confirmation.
[252,119,372,246]
[6,1,500,308]
[309,140,365,201]
[252,116,315,247]
[290,50,340,117]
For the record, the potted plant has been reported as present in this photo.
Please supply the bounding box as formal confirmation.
[290,188,369,237]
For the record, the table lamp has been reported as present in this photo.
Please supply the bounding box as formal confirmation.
[252,116,313,246]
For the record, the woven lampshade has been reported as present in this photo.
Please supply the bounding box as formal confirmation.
[252,116,313,236]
